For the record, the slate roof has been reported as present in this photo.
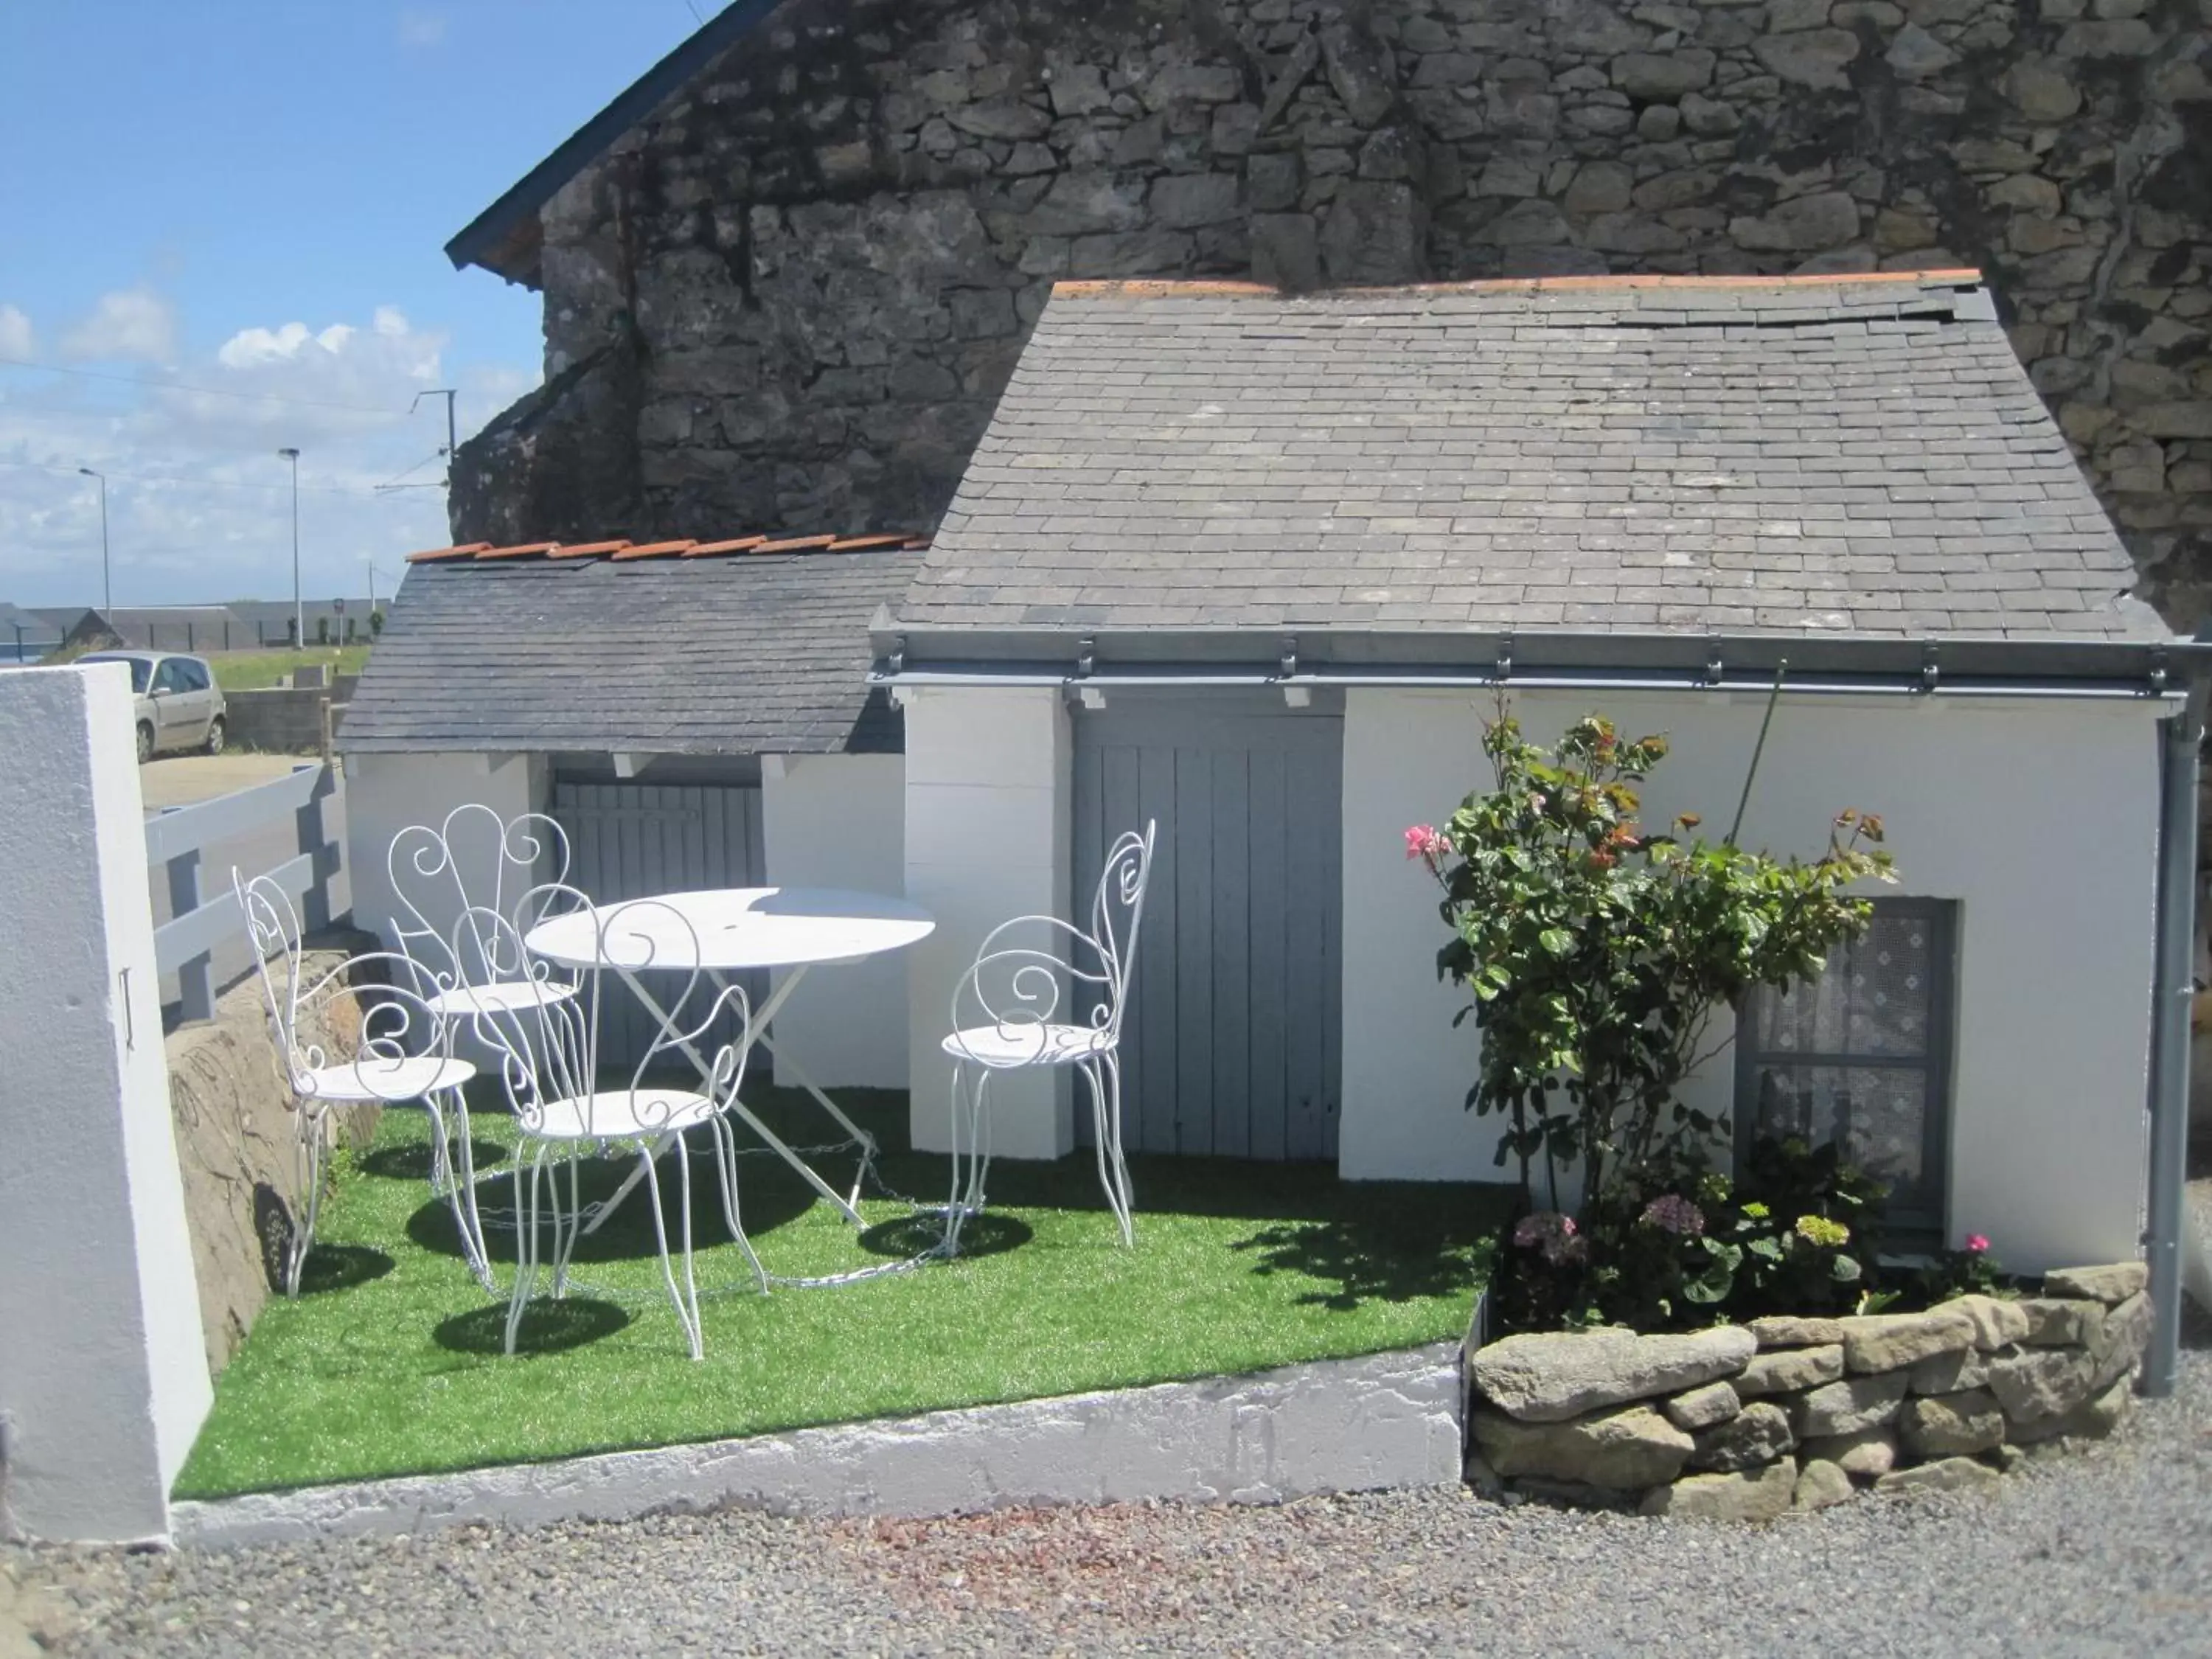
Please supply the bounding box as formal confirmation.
[899,272,2164,643]
[340,543,922,756]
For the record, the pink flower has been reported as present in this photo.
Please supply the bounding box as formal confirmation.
[1403,824,1449,864]
[1965,1234,1991,1254]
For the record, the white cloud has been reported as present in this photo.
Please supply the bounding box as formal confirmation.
[59,287,178,365]
[0,296,539,609]
[0,305,32,360]
[397,8,446,47]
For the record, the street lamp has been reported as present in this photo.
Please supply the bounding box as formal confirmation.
[77,467,109,613]
[277,448,301,648]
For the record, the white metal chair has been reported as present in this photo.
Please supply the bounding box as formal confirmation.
[234,870,478,1298]
[386,805,581,1197]
[465,890,762,1360]
[941,821,1156,1253]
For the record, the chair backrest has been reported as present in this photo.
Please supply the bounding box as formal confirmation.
[462,887,751,1136]
[950,820,1156,1062]
[234,866,454,1101]
[386,804,573,1000]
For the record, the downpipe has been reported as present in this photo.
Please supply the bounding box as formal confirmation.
[2143,642,2210,1398]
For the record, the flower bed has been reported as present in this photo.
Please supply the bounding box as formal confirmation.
[1464,1262,2152,1520]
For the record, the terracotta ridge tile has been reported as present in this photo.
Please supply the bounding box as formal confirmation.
[754,534,838,554]
[546,539,631,558]
[609,540,698,560]
[682,536,768,557]
[827,533,911,552]
[405,542,493,563]
[475,541,563,560]
[1054,269,1986,302]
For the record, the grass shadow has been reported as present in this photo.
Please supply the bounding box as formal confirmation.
[293,1243,395,1296]
[358,1139,508,1183]
[406,1141,820,1268]
[1229,1217,1489,1311]
[858,1210,1032,1261]
[434,1298,630,1357]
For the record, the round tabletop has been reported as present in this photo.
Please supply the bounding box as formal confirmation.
[523,886,936,973]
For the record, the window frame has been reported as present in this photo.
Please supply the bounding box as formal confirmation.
[1731,897,1959,1243]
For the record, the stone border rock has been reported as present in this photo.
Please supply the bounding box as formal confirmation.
[1464,1265,2152,1520]
[172,1341,1462,1548]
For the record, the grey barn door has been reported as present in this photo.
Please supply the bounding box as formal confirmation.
[1072,695,1343,1162]
[551,780,768,1070]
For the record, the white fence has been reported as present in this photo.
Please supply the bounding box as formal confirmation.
[148,762,341,1023]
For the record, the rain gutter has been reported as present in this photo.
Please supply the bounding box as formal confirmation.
[2143,623,2212,1398]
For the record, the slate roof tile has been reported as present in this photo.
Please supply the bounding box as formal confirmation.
[341,548,921,757]
[901,274,2159,644]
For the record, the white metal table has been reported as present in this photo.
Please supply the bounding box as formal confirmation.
[524,886,934,1231]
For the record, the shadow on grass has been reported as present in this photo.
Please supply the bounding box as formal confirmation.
[359,1139,509,1183]
[858,1210,1032,1261]
[404,1142,818,1269]
[292,1243,396,1296]
[1229,1217,1485,1312]
[434,1298,630,1357]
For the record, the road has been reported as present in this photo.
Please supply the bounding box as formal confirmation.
[142,754,352,1021]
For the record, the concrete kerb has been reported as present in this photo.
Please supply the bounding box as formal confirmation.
[170,1341,1464,1548]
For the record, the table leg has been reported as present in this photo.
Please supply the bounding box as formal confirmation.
[748,1032,877,1211]
[580,964,866,1234]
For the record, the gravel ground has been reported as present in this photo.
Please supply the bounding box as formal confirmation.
[10,1199,2211,1658]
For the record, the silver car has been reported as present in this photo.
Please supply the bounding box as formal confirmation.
[80,651,229,762]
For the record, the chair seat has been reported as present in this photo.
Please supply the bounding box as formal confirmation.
[526,1088,722,1141]
[425,978,578,1019]
[301,1054,476,1104]
[942,1021,1117,1068]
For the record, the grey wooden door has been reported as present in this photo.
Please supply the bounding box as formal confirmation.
[551,779,768,1070]
[1072,695,1343,1162]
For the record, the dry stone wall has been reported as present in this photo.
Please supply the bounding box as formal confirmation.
[1463,1262,2154,1517]
[455,0,2212,620]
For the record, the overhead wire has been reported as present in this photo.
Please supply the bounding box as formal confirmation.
[0,355,406,416]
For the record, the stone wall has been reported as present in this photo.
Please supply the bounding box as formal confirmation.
[223,678,356,756]
[1464,1262,2154,1518]
[453,0,2212,619]
[165,939,380,1375]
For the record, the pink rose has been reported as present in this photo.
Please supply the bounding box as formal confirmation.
[1965,1234,1990,1254]
[1403,824,1448,864]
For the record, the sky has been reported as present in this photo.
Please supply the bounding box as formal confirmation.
[0,1,715,614]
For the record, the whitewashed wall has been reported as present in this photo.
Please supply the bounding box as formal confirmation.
[344,751,549,952]
[0,665,210,1541]
[902,686,1073,1158]
[1340,687,2164,1273]
[761,752,908,1088]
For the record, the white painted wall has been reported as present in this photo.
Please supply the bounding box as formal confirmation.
[903,686,1074,1158]
[0,665,211,1541]
[1340,687,2163,1273]
[761,752,909,1088]
[344,751,548,953]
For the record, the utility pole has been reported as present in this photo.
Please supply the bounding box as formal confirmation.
[412,389,458,487]
[77,467,109,612]
[366,557,378,622]
[277,448,302,648]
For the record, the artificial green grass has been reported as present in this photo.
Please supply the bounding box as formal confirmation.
[175,1088,1500,1500]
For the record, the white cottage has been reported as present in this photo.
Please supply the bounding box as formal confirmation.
[869,271,2203,1310]
[338,532,923,1088]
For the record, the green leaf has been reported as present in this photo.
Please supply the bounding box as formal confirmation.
[1537,928,1574,956]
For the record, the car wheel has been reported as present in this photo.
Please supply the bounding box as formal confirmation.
[136,722,153,765]
[204,716,226,757]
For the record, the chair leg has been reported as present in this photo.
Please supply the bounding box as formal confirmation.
[505,1142,548,1357]
[639,1139,704,1361]
[1092,1051,1135,1248]
[943,1062,994,1256]
[284,1105,330,1298]
[438,1088,495,1295]
[706,1113,770,1294]
[549,1151,584,1298]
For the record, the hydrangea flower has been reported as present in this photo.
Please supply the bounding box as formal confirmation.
[1638,1194,1706,1237]
[1512,1210,1586,1266]
[1795,1214,1851,1249]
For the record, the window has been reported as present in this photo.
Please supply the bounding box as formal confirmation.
[152,658,186,695]
[175,658,210,692]
[1734,900,1957,1239]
